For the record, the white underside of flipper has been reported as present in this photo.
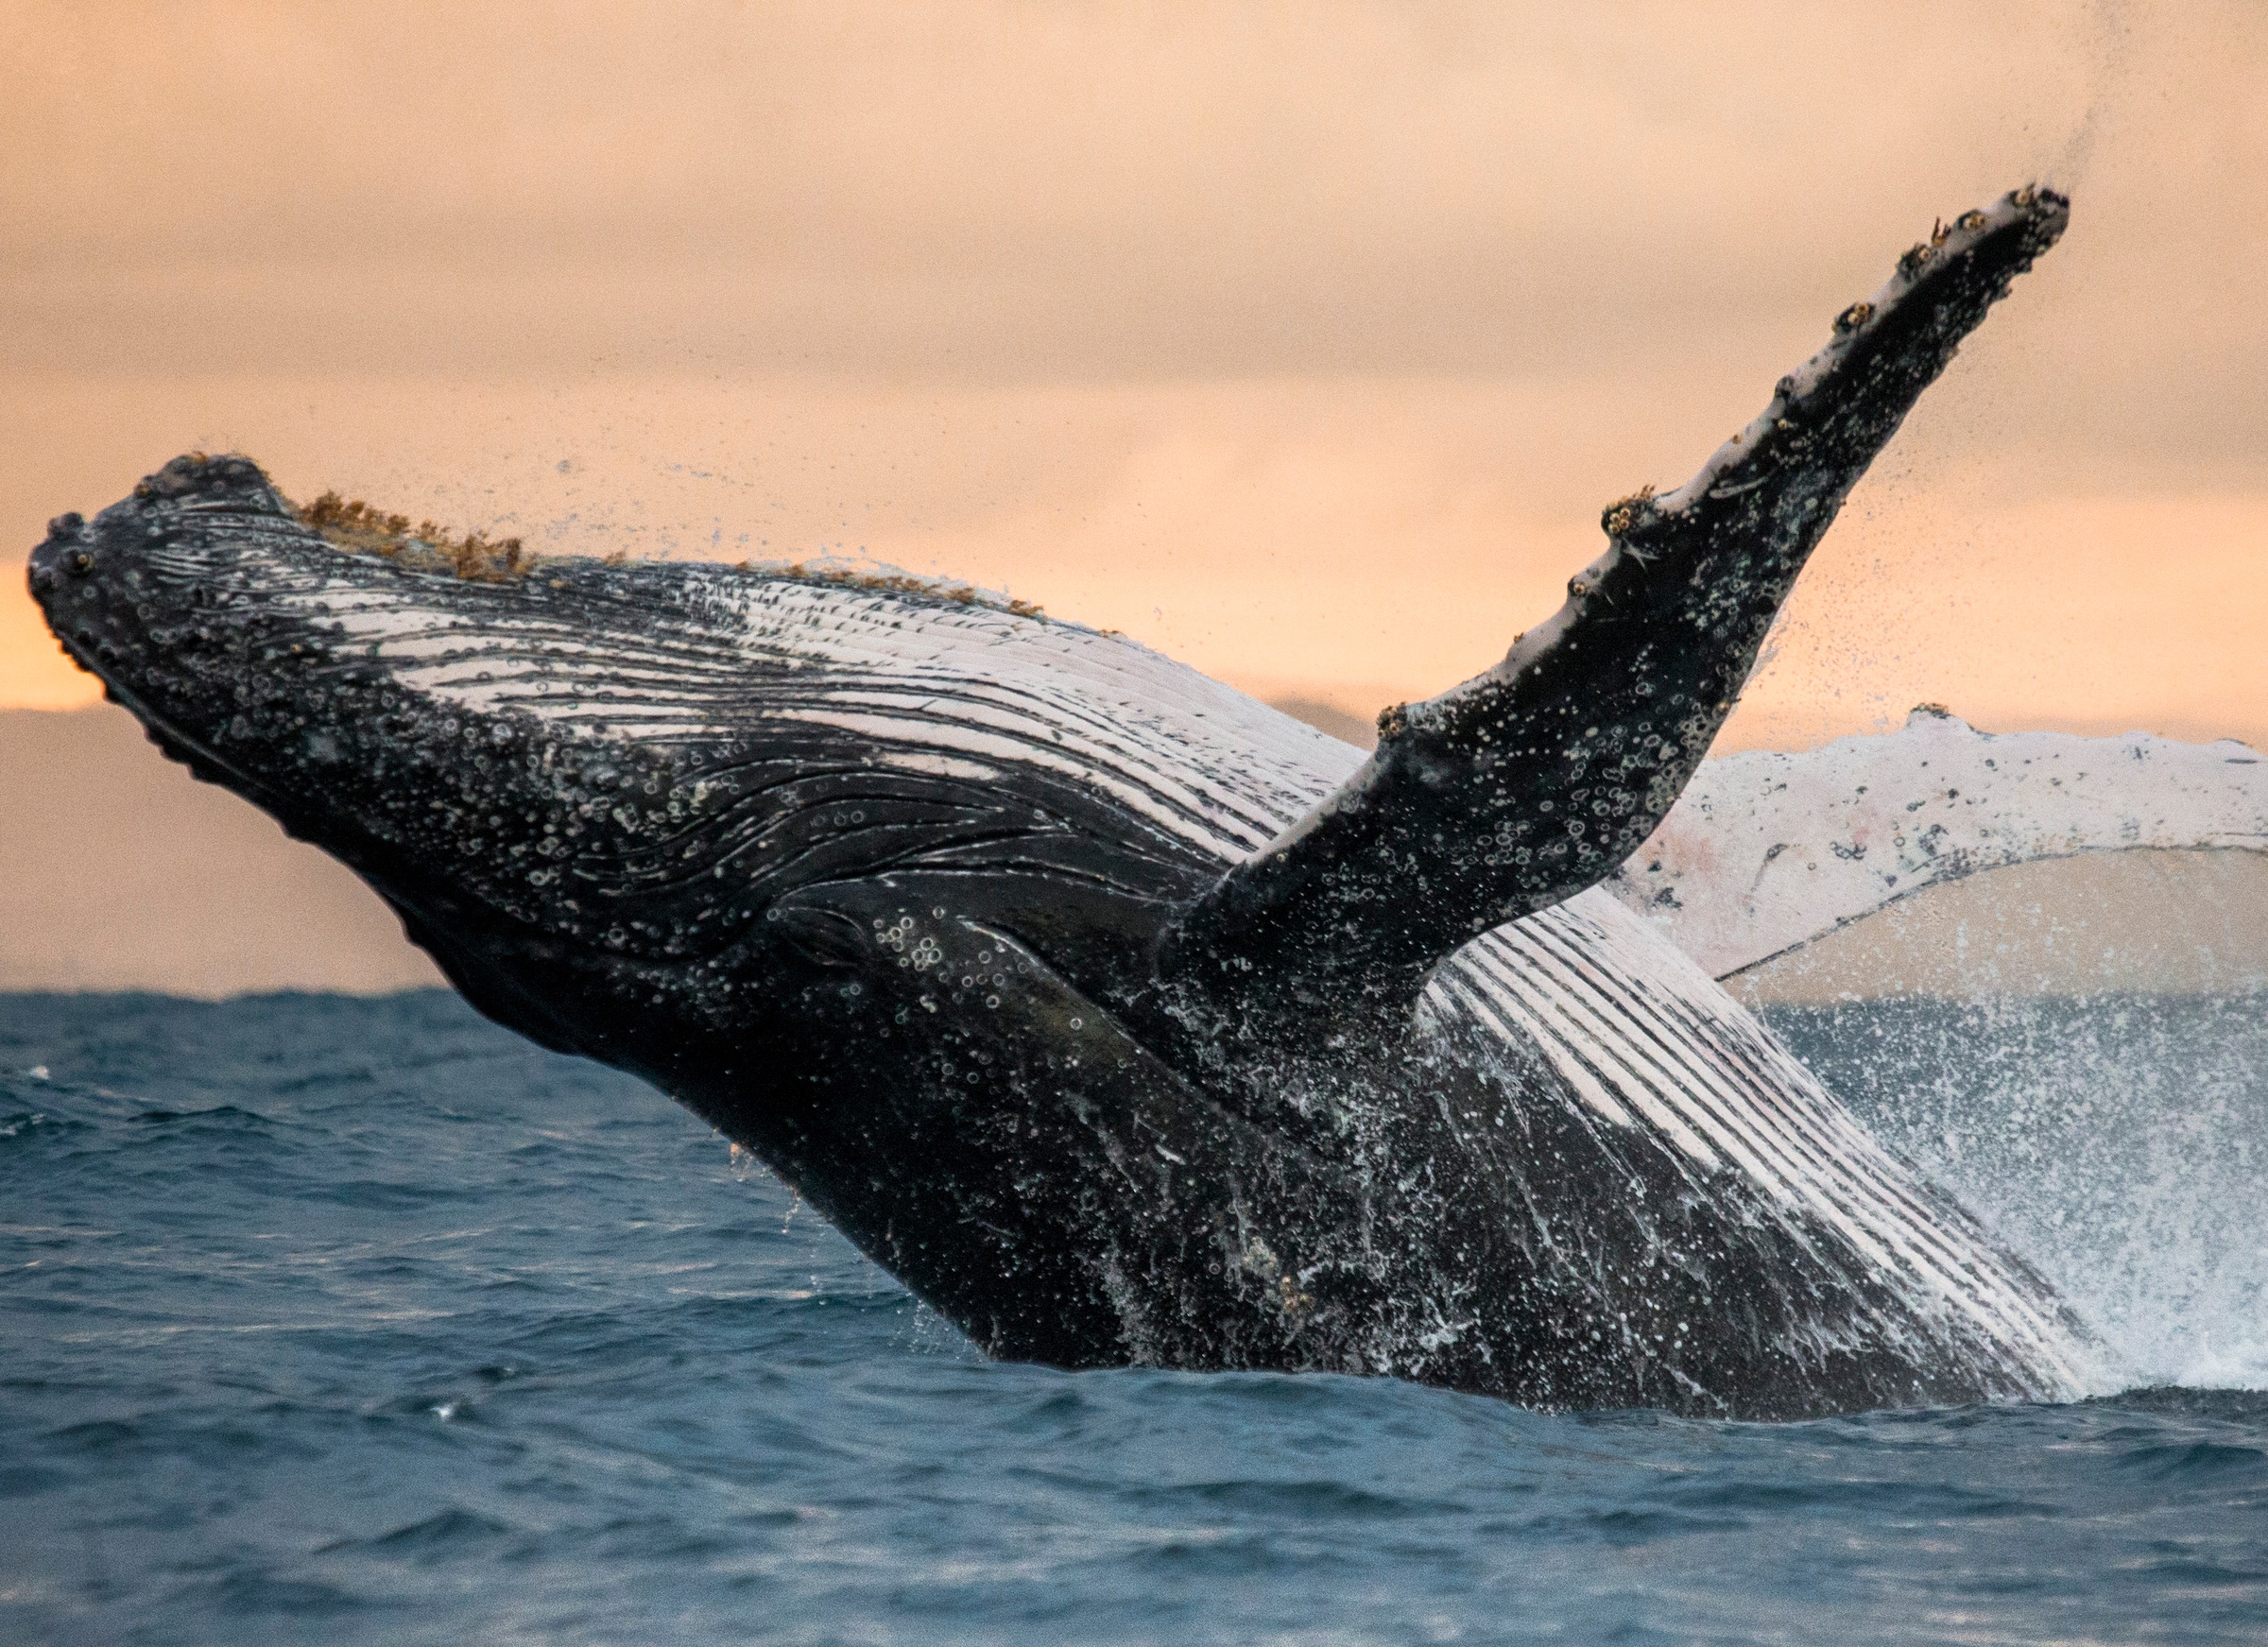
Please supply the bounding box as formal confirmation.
[1609,709,2268,982]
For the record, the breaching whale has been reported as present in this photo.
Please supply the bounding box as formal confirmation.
[29,188,2093,1419]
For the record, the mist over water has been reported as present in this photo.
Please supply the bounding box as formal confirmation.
[4,985,2265,1644]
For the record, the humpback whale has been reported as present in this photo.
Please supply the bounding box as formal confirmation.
[29,187,2092,1419]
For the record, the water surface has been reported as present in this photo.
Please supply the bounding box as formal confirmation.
[5,991,2264,1644]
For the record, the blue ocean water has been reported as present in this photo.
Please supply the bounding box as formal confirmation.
[5,989,2266,1645]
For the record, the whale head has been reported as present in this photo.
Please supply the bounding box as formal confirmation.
[27,454,945,1071]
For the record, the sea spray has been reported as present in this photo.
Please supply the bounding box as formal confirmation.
[1763,990,2268,1390]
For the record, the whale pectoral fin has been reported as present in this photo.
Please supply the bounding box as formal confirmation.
[1159,186,2070,1031]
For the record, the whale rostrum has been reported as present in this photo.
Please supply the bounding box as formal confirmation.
[30,187,2092,1419]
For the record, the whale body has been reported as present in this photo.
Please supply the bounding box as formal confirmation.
[29,189,2094,1418]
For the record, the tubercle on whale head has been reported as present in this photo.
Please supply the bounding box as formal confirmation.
[31,455,302,766]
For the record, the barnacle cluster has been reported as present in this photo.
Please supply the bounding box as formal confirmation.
[1832,300,1874,335]
[1603,483,1656,540]
[297,491,529,582]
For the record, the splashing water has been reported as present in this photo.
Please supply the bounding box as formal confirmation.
[1763,991,2268,1391]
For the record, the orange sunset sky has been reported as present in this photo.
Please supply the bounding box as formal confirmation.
[3,1,2262,750]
